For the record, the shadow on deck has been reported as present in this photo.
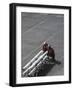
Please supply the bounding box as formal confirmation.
[34,60,61,76]
[35,63,55,76]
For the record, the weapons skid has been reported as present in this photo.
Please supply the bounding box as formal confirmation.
[28,55,48,77]
[23,50,43,71]
[23,51,48,76]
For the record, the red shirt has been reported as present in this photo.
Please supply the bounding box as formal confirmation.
[47,47,55,58]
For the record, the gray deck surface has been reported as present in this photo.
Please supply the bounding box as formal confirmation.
[21,13,64,76]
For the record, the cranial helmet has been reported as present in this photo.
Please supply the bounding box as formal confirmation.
[43,42,48,45]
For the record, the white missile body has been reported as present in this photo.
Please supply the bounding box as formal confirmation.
[23,51,48,76]
[23,50,43,70]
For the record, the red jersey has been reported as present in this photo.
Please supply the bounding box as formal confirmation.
[47,47,55,59]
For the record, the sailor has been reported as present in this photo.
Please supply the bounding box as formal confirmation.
[47,45,55,60]
[42,42,55,60]
[47,45,61,64]
[42,42,48,52]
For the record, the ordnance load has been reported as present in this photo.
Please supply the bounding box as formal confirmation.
[22,42,61,77]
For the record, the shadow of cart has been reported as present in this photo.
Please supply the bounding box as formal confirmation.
[29,59,61,77]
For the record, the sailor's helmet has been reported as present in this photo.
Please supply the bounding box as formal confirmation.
[43,42,48,46]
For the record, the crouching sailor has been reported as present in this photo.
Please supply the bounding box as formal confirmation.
[42,42,61,64]
[42,42,55,60]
